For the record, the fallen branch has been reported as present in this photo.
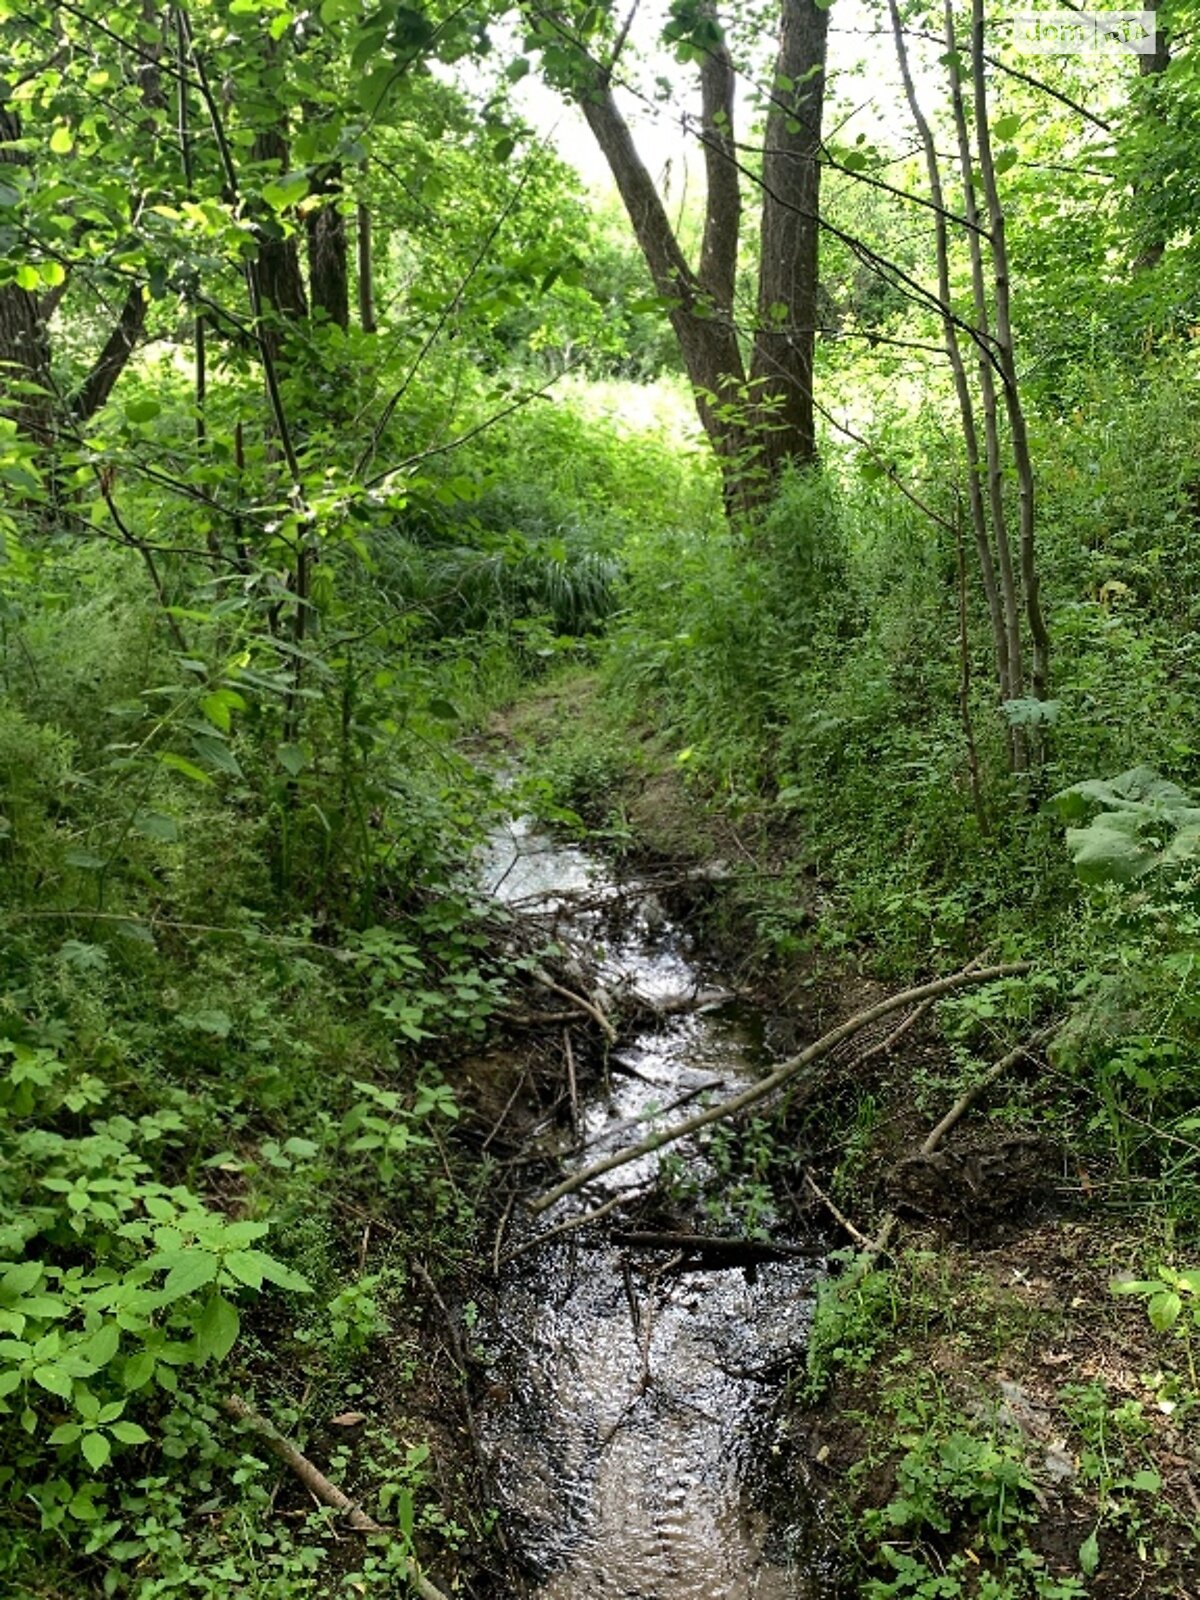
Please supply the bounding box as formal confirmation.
[579,1077,724,1153]
[220,1395,451,1600]
[564,1028,581,1143]
[611,1230,811,1265]
[498,1190,636,1267]
[528,963,1031,1214]
[532,966,617,1043]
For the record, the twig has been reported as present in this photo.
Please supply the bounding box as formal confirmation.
[492,1190,517,1278]
[802,1173,874,1250]
[611,1230,811,1265]
[481,1070,529,1154]
[532,967,617,1042]
[860,1026,1054,1261]
[220,1396,452,1600]
[528,964,1031,1214]
[918,1028,1053,1155]
[579,1078,724,1154]
[498,1190,635,1267]
[564,1028,581,1143]
[856,997,935,1065]
[858,954,988,1066]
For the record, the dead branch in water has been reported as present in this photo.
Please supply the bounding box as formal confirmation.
[612,1230,812,1266]
[528,963,1032,1215]
[497,1189,639,1268]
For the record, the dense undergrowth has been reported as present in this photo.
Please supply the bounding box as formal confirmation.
[0,372,706,1596]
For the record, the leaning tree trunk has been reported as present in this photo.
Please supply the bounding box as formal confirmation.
[749,0,829,475]
[577,76,750,474]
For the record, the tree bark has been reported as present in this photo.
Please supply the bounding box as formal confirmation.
[251,127,309,331]
[357,197,376,333]
[0,107,54,444]
[306,163,350,330]
[696,2,740,313]
[887,0,1016,736]
[970,0,1049,712]
[577,76,749,472]
[749,0,830,474]
[1132,0,1170,273]
[68,283,148,422]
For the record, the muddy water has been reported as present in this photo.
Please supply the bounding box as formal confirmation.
[478,817,822,1600]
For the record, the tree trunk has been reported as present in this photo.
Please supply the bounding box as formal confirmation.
[357,196,376,333]
[1132,0,1170,273]
[307,163,350,330]
[749,0,829,474]
[251,127,309,332]
[68,283,148,422]
[0,108,54,445]
[577,77,749,473]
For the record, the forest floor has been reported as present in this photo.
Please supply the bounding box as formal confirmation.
[475,671,1200,1600]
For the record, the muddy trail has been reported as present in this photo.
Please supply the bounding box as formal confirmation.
[471,812,828,1600]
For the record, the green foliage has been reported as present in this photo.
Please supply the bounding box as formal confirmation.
[0,1026,307,1527]
[1052,766,1200,884]
[804,1255,898,1398]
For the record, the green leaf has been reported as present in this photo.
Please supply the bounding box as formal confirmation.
[262,173,309,211]
[81,1431,111,1472]
[1,1262,43,1298]
[223,1251,265,1290]
[1078,1529,1100,1576]
[78,1323,119,1369]
[191,734,242,778]
[32,1364,73,1399]
[110,1420,151,1444]
[196,1295,239,1363]
[201,693,232,732]
[1149,1290,1182,1332]
[258,1256,311,1293]
[994,114,1022,140]
[125,398,161,424]
[1064,813,1160,884]
[161,1252,219,1303]
[159,752,213,786]
[276,743,308,776]
[133,810,179,842]
[122,1351,156,1391]
[65,846,106,870]
[15,264,40,291]
[1131,1468,1161,1492]
[50,125,74,154]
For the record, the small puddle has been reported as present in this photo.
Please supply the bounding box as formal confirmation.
[477,816,823,1599]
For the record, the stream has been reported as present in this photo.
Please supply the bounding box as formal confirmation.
[476,815,824,1600]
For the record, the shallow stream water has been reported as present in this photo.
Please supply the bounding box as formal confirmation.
[477,816,823,1600]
